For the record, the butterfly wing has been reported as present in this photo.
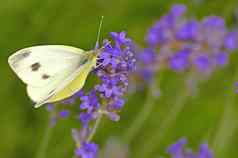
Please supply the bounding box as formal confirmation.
[29,50,97,108]
[8,45,84,87]
[8,45,90,107]
[26,67,82,107]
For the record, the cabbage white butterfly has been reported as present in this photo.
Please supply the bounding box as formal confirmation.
[8,17,104,108]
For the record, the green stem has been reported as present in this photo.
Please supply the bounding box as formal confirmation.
[87,114,103,142]
[72,113,103,158]
[35,115,54,158]
[138,88,188,158]
[212,69,238,157]
[136,72,194,158]
[123,82,157,144]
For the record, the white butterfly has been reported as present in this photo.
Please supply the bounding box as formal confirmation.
[8,45,100,108]
[8,17,105,108]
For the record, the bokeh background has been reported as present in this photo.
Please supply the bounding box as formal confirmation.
[1,0,238,158]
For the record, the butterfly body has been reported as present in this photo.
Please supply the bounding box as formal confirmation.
[8,45,99,108]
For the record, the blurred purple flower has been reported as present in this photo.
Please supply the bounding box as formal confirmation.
[138,48,157,65]
[75,142,98,158]
[137,48,158,82]
[235,82,238,93]
[193,54,211,72]
[176,20,199,40]
[224,32,238,50]
[167,138,187,157]
[214,52,228,66]
[167,138,213,158]
[141,4,238,78]
[202,16,226,49]
[146,24,169,46]
[170,4,187,17]
[58,110,70,118]
[46,104,54,112]
[198,144,213,158]
[169,49,190,71]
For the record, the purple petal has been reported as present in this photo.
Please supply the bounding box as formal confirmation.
[224,32,238,50]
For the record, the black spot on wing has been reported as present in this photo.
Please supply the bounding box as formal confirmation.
[31,62,41,71]
[42,74,50,79]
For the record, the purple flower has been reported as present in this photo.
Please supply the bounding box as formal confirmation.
[138,48,157,65]
[141,69,154,82]
[167,138,187,157]
[198,144,213,158]
[176,20,199,40]
[80,90,100,112]
[95,77,122,98]
[58,110,70,118]
[70,31,135,158]
[79,112,94,127]
[78,90,101,127]
[137,48,158,82]
[214,52,228,66]
[167,138,213,158]
[170,4,187,18]
[77,31,135,125]
[110,98,125,110]
[146,24,170,45]
[75,142,98,158]
[202,16,226,49]
[93,32,135,121]
[159,4,187,30]
[140,3,237,79]
[193,54,211,72]
[46,104,54,112]
[224,32,238,50]
[202,16,225,29]
[169,50,190,71]
[110,32,132,45]
[100,48,119,68]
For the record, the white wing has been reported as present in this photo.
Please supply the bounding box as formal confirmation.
[27,64,87,108]
[8,45,87,105]
[8,45,84,87]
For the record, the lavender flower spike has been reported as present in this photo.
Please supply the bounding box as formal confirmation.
[72,31,136,158]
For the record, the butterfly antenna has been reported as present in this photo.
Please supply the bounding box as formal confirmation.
[95,16,104,49]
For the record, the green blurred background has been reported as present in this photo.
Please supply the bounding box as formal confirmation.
[1,0,238,158]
